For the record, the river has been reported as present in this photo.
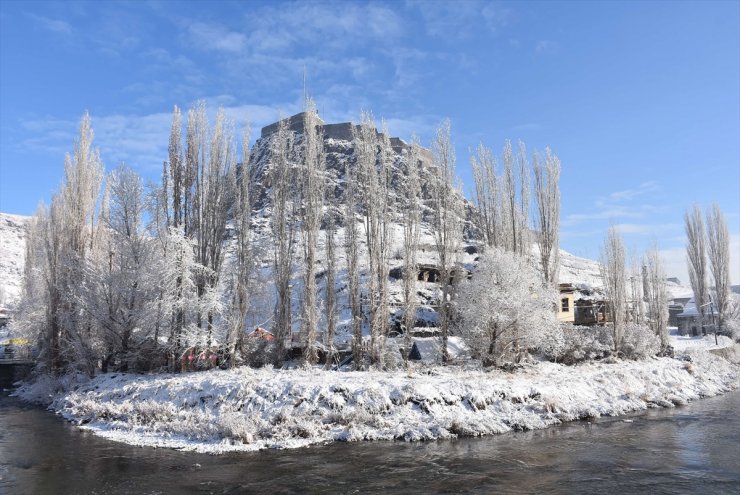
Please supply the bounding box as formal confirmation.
[0,366,738,495]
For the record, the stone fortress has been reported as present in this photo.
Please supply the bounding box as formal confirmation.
[260,112,434,164]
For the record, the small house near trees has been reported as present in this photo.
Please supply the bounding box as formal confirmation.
[677,298,718,336]
[557,284,576,323]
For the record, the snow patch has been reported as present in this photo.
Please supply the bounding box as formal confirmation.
[16,353,738,454]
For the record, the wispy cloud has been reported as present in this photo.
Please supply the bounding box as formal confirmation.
[15,102,299,175]
[186,22,246,53]
[605,180,660,202]
[27,13,72,35]
[564,181,666,226]
[612,223,682,235]
[563,206,650,225]
[407,0,510,38]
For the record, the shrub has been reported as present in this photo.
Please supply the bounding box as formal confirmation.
[537,324,613,364]
[621,323,660,360]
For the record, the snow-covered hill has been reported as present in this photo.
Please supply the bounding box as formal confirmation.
[0,212,28,306]
[558,249,603,288]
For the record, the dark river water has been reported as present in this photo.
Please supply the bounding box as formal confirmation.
[0,366,738,495]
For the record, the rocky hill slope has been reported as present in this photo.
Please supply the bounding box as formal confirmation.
[0,212,28,306]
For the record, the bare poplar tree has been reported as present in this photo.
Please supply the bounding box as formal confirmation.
[430,119,462,363]
[502,140,517,253]
[402,137,422,366]
[600,226,626,354]
[353,112,390,365]
[517,141,530,256]
[195,108,235,348]
[226,123,253,366]
[168,105,184,229]
[344,145,363,369]
[533,148,561,286]
[59,112,104,374]
[165,106,187,355]
[299,100,325,364]
[644,246,669,351]
[375,121,393,366]
[323,183,338,368]
[470,143,499,248]
[628,253,644,325]
[21,200,63,372]
[706,204,730,337]
[271,117,297,366]
[684,204,708,332]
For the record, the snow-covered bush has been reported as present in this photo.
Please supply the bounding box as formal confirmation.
[456,248,558,367]
[725,318,740,342]
[537,324,613,364]
[621,323,660,360]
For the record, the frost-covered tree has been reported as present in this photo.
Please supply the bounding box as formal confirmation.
[470,143,499,248]
[533,148,561,286]
[643,246,669,351]
[82,164,158,372]
[684,204,708,331]
[15,202,62,372]
[225,124,254,367]
[15,113,104,374]
[706,204,730,336]
[516,141,530,257]
[429,119,463,362]
[344,144,363,369]
[502,140,517,253]
[197,108,235,347]
[628,253,644,325]
[299,99,324,364]
[270,117,297,366]
[402,137,422,366]
[323,184,339,368]
[600,226,626,354]
[168,105,184,229]
[353,112,391,365]
[457,248,557,366]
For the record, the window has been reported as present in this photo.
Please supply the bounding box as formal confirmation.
[561,297,570,312]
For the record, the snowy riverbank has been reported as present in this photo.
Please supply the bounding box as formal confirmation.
[15,351,739,454]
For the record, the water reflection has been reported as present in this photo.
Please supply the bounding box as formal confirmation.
[1,367,738,495]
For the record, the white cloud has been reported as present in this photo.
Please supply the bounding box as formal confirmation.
[408,0,510,38]
[15,101,300,177]
[563,206,647,225]
[606,181,660,202]
[612,223,682,235]
[187,22,246,53]
[248,2,403,51]
[27,13,72,35]
[564,181,667,226]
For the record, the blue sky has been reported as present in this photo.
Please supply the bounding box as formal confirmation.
[1,0,738,282]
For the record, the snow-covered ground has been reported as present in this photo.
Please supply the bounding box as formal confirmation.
[16,351,738,454]
[0,212,28,306]
[558,249,603,288]
[668,329,734,351]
